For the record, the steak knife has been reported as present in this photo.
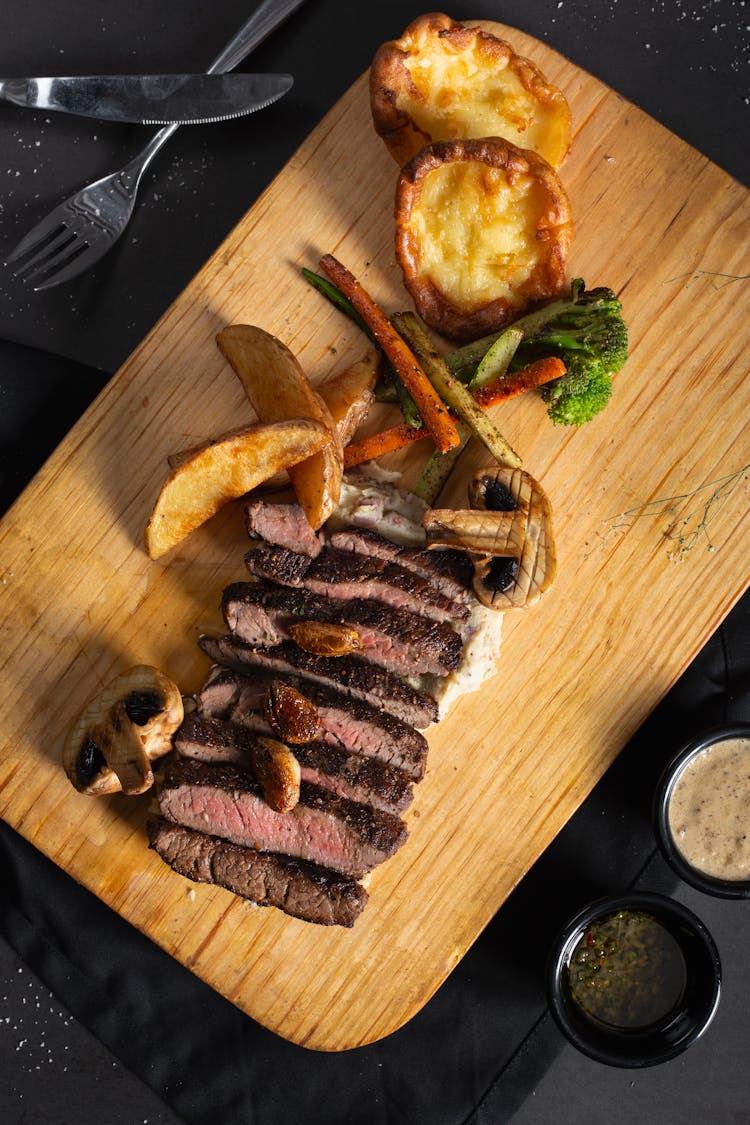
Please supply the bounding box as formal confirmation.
[0,72,293,125]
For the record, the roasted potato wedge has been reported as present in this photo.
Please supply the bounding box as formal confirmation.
[316,350,379,447]
[395,137,573,341]
[370,13,571,170]
[145,418,330,559]
[216,325,344,529]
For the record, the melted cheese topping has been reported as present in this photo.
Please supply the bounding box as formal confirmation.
[409,161,544,310]
[400,37,569,167]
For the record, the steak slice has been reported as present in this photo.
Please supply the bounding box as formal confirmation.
[328,526,475,604]
[175,713,414,814]
[245,545,469,626]
[199,633,439,729]
[198,668,428,781]
[222,581,462,677]
[244,500,322,558]
[148,817,367,927]
[157,758,407,879]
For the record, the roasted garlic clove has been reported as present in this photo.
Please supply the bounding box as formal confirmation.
[264,680,321,745]
[62,665,183,796]
[251,736,301,813]
[288,619,363,657]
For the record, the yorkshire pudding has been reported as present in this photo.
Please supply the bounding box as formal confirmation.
[395,136,573,341]
[370,13,571,170]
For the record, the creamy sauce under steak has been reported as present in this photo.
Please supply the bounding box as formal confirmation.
[667,736,750,881]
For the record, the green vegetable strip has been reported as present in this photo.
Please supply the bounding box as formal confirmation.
[301,268,372,339]
[444,332,504,379]
[383,358,424,430]
[413,423,471,505]
[468,327,523,389]
[301,267,423,429]
[392,312,522,470]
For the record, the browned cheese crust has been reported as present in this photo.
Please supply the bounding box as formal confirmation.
[395,136,573,341]
[370,13,571,170]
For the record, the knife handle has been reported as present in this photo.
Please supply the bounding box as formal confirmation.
[208,0,308,75]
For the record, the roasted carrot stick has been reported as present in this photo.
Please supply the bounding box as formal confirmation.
[343,356,566,468]
[472,356,566,410]
[319,254,460,453]
[343,422,429,468]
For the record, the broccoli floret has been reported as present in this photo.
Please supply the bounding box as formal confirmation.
[540,354,613,426]
[510,278,628,425]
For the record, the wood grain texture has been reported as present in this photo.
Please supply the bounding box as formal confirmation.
[0,24,748,1051]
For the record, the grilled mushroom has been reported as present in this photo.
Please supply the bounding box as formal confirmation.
[62,665,183,795]
[469,466,556,609]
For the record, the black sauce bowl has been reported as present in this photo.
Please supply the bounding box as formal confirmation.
[547,892,721,1068]
[654,723,750,900]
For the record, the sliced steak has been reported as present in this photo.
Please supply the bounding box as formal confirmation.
[199,633,439,729]
[222,581,462,678]
[148,817,367,927]
[328,526,475,604]
[245,545,469,626]
[198,668,428,781]
[244,500,322,558]
[175,713,413,814]
[175,711,258,765]
[157,758,407,880]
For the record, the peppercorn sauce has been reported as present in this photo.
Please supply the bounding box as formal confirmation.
[667,737,750,881]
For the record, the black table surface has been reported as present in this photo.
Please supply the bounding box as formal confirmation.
[1,3,748,1123]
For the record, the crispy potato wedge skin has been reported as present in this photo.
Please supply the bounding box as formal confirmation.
[216,325,344,530]
[317,350,379,447]
[395,137,573,341]
[370,13,571,169]
[145,418,330,559]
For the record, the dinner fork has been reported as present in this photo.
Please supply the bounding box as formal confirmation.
[5,0,307,290]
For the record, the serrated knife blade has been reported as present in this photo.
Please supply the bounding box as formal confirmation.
[0,72,293,125]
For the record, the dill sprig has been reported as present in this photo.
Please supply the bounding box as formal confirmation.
[604,462,750,561]
[667,269,750,290]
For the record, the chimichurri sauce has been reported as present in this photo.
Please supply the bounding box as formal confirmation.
[567,910,687,1030]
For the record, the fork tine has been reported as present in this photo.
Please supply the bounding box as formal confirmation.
[4,209,70,265]
[28,239,111,291]
[11,227,79,278]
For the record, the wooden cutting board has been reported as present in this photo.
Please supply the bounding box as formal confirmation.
[0,23,748,1052]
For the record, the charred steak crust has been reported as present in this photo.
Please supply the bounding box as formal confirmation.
[157,758,407,879]
[147,817,367,927]
[175,712,257,763]
[175,712,414,814]
[221,581,463,677]
[245,545,469,625]
[198,667,429,781]
[327,527,475,603]
[198,633,438,729]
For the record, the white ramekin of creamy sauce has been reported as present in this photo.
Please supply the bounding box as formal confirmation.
[655,725,750,898]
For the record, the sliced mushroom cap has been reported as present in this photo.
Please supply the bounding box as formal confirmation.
[422,507,519,556]
[62,665,183,796]
[469,466,557,609]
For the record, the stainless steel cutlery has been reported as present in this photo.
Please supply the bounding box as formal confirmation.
[5,0,307,289]
[0,72,293,125]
